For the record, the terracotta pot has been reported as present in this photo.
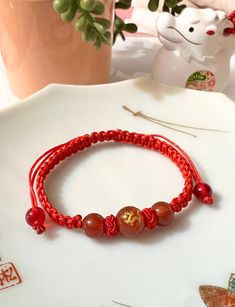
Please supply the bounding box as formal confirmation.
[0,0,114,99]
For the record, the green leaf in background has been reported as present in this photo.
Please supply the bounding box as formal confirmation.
[53,0,71,14]
[123,23,138,33]
[114,16,125,31]
[75,14,87,32]
[164,0,177,8]
[102,31,111,43]
[148,0,159,12]
[82,24,93,41]
[91,1,105,15]
[173,4,187,14]
[88,29,97,41]
[61,1,78,22]
[115,0,132,9]
[93,18,111,30]
[80,0,96,12]
[163,3,170,12]
[93,22,106,34]
[94,38,102,49]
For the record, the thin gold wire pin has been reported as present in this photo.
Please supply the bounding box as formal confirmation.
[123,105,229,138]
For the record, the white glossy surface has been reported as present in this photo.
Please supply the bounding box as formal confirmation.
[0,77,234,306]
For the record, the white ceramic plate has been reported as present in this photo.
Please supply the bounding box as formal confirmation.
[0,77,235,307]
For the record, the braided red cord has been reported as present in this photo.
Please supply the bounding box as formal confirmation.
[27,130,212,236]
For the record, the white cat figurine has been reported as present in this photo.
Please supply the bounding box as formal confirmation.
[151,8,235,91]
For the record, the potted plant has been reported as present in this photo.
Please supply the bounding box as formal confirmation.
[0,0,186,99]
[53,0,187,45]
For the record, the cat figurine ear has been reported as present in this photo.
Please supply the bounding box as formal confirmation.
[199,274,235,306]
[151,8,235,92]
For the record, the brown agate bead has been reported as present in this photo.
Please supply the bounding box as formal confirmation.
[83,213,104,238]
[152,202,174,226]
[116,206,145,238]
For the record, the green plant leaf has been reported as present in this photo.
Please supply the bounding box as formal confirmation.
[120,31,126,41]
[53,0,71,14]
[123,23,137,33]
[80,0,96,12]
[82,26,91,41]
[115,0,132,10]
[89,29,97,41]
[114,16,125,30]
[91,1,105,15]
[75,14,87,32]
[94,38,102,48]
[61,1,78,22]
[173,4,187,14]
[164,0,177,8]
[93,22,106,33]
[99,31,111,44]
[162,3,170,12]
[93,17,111,30]
[148,0,159,12]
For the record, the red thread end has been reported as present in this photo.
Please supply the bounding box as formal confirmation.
[202,196,213,205]
[33,222,46,235]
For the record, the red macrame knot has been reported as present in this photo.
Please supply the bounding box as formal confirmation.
[71,215,83,228]
[32,221,45,234]
[104,215,119,236]
[141,208,158,229]
[170,202,182,213]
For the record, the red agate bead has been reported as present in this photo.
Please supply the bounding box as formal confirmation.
[82,213,104,238]
[116,206,145,238]
[152,202,174,226]
[25,207,46,226]
[193,183,213,205]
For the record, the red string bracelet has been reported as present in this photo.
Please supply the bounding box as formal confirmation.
[25,130,213,238]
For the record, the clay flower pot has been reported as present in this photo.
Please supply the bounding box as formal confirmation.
[0,0,114,99]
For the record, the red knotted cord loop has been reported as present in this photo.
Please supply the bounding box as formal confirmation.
[141,208,158,229]
[104,215,119,236]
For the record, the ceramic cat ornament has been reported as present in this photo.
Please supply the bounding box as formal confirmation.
[151,8,235,91]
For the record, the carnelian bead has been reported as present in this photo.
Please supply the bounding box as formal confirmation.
[116,206,145,238]
[83,213,104,238]
[152,202,174,226]
[25,207,46,226]
[193,183,213,204]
